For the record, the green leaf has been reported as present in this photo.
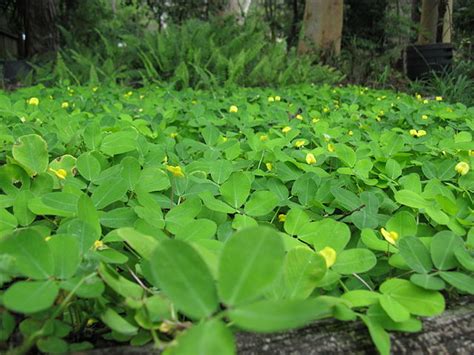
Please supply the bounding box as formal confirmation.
[283,248,326,299]
[385,159,402,179]
[394,190,430,209]
[12,134,49,175]
[220,172,251,208]
[430,231,464,270]
[410,274,445,290]
[167,319,235,355]
[386,211,417,237]
[98,263,144,299]
[175,219,217,241]
[100,308,138,335]
[0,208,18,232]
[149,239,218,319]
[76,152,101,181]
[135,167,170,192]
[91,177,129,209]
[13,190,35,226]
[341,290,380,307]
[398,236,432,273]
[359,315,390,355]
[284,208,310,236]
[244,191,279,217]
[380,278,444,316]
[218,226,285,306]
[116,227,159,259]
[332,249,377,274]
[29,192,80,217]
[199,191,236,214]
[298,219,350,253]
[100,131,138,156]
[37,337,68,354]
[379,294,410,322]
[330,187,361,211]
[439,272,474,294]
[48,235,81,279]
[454,246,474,271]
[228,298,332,333]
[209,160,233,184]
[0,229,54,279]
[3,280,59,314]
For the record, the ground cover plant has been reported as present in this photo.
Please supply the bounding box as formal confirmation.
[0,84,473,355]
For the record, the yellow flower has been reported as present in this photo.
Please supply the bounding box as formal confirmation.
[380,228,399,245]
[455,161,470,176]
[229,105,238,113]
[323,107,330,113]
[306,153,316,165]
[275,96,281,101]
[409,129,418,137]
[417,129,427,137]
[265,162,273,171]
[327,143,335,153]
[376,116,381,122]
[61,102,69,109]
[379,110,384,116]
[423,99,429,104]
[278,214,286,222]
[435,96,443,101]
[20,116,26,123]
[260,134,269,142]
[416,93,422,100]
[45,236,52,242]
[49,168,67,180]
[170,132,178,138]
[410,129,427,138]
[318,247,337,268]
[221,136,228,143]
[312,118,320,123]
[139,95,145,99]
[166,165,185,178]
[348,130,353,136]
[92,87,98,92]
[295,114,303,120]
[268,96,275,102]
[27,97,39,106]
[282,126,292,134]
[295,140,306,148]
[124,91,133,97]
[421,114,428,120]
[93,240,104,250]
[159,321,174,334]
[469,150,474,157]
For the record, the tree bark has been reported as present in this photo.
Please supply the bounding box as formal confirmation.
[222,0,252,22]
[417,0,440,44]
[23,0,59,57]
[298,0,344,57]
[80,296,474,355]
[442,0,453,43]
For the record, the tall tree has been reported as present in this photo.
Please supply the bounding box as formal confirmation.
[222,0,252,22]
[417,0,439,44]
[298,0,344,56]
[19,0,59,57]
[442,0,453,42]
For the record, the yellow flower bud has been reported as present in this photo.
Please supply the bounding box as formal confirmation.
[27,97,39,106]
[265,162,273,171]
[278,214,286,222]
[348,130,353,136]
[380,228,399,245]
[306,153,316,165]
[93,240,104,250]
[166,165,185,178]
[295,140,306,148]
[45,236,52,242]
[295,114,303,120]
[282,126,292,134]
[417,129,427,137]
[268,96,275,102]
[409,129,418,137]
[421,114,428,120]
[61,102,69,109]
[435,96,443,101]
[455,161,470,176]
[170,132,178,138]
[229,105,238,113]
[318,247,337,268]
[275,96,281,101]
[260,134,269,142]
[327,143,335,153]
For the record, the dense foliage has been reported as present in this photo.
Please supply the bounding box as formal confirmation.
[0,84,473,354]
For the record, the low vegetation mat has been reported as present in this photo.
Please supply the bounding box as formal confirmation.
[0,84,473,354]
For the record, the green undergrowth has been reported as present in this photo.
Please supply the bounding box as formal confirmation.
[0,84,473,354]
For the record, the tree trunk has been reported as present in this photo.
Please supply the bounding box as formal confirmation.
[23,0,59,57]
[298,0,344,57]
[417,0,440,44]
[442,0,453,43]
[222,0,252,22]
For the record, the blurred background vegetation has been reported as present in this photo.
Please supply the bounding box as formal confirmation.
[0,0,473,104]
